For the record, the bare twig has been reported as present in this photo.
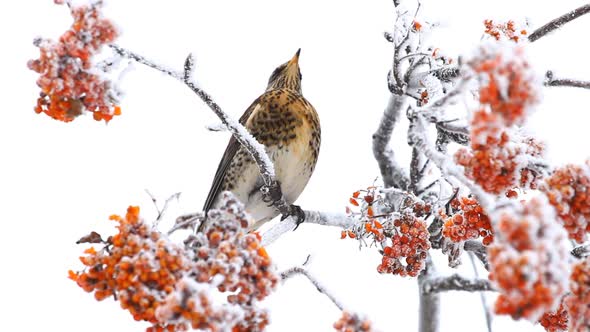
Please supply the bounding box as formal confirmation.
[421,273,495,294]
[168,212,204,236]
[262,211,356,246]
[528,4,590,42]
[146,190,181,228]
[280,266,344,311]
[544,70,590,90]
[571,242,590,258]
[109,45,294,221]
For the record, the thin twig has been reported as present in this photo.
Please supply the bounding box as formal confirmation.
[528,4,590,42]
[468,253,493,332]
[280,266,344,311]
[544,70,590,90]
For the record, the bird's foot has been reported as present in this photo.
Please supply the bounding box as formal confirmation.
[281,204,305,230]
[261,180,283,205]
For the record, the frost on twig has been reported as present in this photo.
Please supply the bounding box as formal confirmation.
[280,266,344,311]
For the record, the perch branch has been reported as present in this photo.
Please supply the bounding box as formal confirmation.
[261,211,356,246]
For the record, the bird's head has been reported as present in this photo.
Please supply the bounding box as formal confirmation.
[266,49,303,93]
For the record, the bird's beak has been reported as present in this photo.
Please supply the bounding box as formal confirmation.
[288,48,301,66]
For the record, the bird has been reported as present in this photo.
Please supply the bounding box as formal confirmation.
[198,49,321,232]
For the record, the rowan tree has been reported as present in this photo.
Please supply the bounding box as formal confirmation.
[28,1,590,331]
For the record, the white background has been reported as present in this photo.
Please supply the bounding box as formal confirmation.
[2,0,590,331]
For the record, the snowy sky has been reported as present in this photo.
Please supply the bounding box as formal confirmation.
[2,0,590,331]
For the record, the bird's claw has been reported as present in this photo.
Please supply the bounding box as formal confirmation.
[261,180,283,205]
[281,204,305,230]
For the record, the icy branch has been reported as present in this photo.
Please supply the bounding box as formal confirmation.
[109,45,295,220]
[373,94,410,189]
[280,266,344,311]
[261,211,356,246]
[421,274,495,294]
[528,4,590,42]
[544,70,590,90]
[571,242,590,258]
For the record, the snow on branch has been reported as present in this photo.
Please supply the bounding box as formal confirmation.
[421,274,495,294]
[261,211,356,246]
[109,45,296,220]
[528,4,590,42]
[544,70,590,90]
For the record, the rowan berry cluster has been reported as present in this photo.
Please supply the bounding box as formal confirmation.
[181,192,277,331]
[488,197,570,321]
[378,209,431,277]
[27,1,120,123]
[70,193,277,331]
[69,206,189,331]
[540,301,568,332]
[542,163,590,243]
[441,196,493,245]
[456,44,544,194]
[484,19,527,42]
[333,312,372,332]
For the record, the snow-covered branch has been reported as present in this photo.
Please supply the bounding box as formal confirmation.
[421,274,496,294]
[418,256,440,332]
[528,3,590,42]
[373,94,410,190]
[280,266,345,311]
[261,211,356,246]
[109,45,295,220]
[544,70,590,90]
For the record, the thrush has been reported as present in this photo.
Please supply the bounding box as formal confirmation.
[198,49,321,231]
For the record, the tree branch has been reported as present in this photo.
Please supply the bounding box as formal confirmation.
[528,4,590,42]
[280,266,345,311]
[261,211,356,246]
[544,70,590,90]
[109,45,294,220]
[418,256,440,332]
[372,94,410,190]
[421,273,495,294]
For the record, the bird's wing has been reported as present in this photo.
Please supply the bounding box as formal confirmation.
[199,97,261,231]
